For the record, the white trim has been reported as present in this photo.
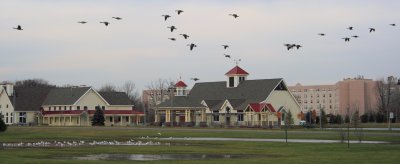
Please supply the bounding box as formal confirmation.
[73,88,110,106]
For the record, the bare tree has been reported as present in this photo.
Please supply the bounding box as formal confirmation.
[120,81,139,102]
[98,83,118,92]
[119,81,142,110]
[14,78,54,87]
[376,76,400,122]
[144,78,175,124]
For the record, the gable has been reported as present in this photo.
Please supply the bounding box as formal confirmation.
[75,89,108,107]
[0,89,13,112]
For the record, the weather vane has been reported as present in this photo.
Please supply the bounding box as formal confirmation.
[233,59,241,66]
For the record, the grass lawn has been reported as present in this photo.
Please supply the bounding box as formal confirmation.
[1,127,400,163]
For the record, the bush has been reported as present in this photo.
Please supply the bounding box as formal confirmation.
[0,115,7,132]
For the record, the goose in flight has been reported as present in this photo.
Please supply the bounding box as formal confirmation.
[100,22,110,26]
[187,43,197,51]
[191,78,199,81]
[167,26,177,32]
[13,25,23,30]
[369,28,375,32]
[224,54,231,58]
[175,10,184,15]
[162,15,171,21]
[229,14,239,18]
[180,34,189,39]
[342,37,350,42]
[222,45,229,49]
[284,44,296,50]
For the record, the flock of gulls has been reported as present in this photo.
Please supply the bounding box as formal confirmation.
[2,139,162,148]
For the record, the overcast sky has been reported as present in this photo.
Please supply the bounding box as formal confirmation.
[1,0,399,91]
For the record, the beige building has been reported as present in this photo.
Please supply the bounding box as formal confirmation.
[156,66,302,127]
[40,87,144,126]
[289,76,378,115]
[0,84,144,126]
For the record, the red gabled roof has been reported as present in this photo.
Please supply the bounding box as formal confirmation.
[248,103,266,112]
[225,66,249,75]
[266,104,276,112]
[247,103,276,113]
[175,80,187,87]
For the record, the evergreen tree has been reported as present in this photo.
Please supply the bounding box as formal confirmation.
[91,106,105,126]
[0,114,7,132]
[285,110,294,125]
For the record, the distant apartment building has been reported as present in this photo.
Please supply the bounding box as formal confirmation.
[289,76,378,115]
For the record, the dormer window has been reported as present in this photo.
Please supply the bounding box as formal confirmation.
[239,76,245,83]
[229,77,234,87]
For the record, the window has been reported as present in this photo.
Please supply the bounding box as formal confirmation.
[102,106,105,110]
[237,110,244,121]
[64,106,66,110]
[77,106,80,110]
[6,104,8,108]
[19,112,26,123]
[10,113,13,124]
[125,116,129,122]
[84,106,88,110]
[54,107,56,110]
[229,77,234,87]
[69,106,72,110]
[239,76,245,83]
[213,111,219,121]
[48,107,51,111]
[110,117,113,122]
[6,112,8,123]
[226,107,231,114]
[59,106,61,110]
[238,114,244,121]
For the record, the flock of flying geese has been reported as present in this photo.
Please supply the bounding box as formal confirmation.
[11,10,240,83]
[285,24,397,50]
[159,10,241,82]
[11,11,398,82]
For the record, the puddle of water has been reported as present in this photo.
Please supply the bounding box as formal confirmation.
[65,154,263,161]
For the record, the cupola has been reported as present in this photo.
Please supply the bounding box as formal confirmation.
[175,80,188,96]
[225,66,249,88]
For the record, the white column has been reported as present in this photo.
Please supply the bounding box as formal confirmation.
[120,116,123,126]
[69,116,72,126]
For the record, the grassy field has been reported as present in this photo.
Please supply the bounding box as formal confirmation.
[1,127,400,163]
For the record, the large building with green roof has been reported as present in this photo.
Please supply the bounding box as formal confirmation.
[156,66,302,127]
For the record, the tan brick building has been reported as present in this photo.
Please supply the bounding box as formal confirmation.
[289,76,378,115]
